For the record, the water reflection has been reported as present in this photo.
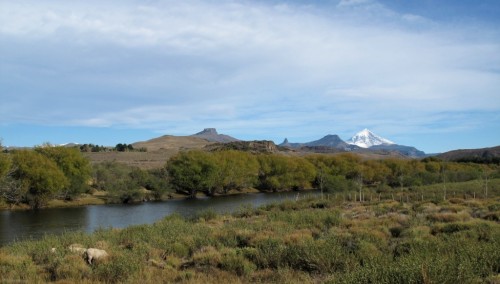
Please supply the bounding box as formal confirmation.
[0,190,317,246]
[0,207,88,244]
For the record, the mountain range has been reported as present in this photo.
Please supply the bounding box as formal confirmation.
[279,128,426,158]
[127,128,428,158]
[27,127,499,161]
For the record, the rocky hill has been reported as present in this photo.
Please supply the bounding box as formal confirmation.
[191,128,239,143]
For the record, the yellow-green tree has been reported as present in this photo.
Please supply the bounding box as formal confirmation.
[213,151,259,193]
[12,150,68,209]
[166,151,218,197]
[257,155,316,191]
[35,145,92,200]
[0,152,22,204]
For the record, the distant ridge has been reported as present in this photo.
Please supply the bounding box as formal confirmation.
[437,145,500,164]
[280,128,426,157]
[368,144,425,158]
[191,128,239,143]
[279,134,355,150]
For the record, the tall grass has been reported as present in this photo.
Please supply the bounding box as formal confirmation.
[1,180,499,283]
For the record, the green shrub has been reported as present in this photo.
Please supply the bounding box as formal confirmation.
[219,248,256,276]
[93,253,140,283]
[193,208,218,221]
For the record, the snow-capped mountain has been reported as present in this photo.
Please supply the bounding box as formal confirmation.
[346,129,394,148]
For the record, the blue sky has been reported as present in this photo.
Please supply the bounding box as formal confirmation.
[1,0,499,153]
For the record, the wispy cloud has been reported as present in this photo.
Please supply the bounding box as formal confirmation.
[1,0,499,151]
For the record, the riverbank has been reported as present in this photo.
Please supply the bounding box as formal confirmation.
[0,187,282,211]
[0,193,108,211]
[1,177,498,211]
[1,190,499,283]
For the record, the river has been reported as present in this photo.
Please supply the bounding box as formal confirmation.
[0,190,318,246]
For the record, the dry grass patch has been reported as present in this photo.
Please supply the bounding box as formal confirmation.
[400,225,432,239]
[0,251,41,281]
[192,246,222,268]
[250,268,316,284]
[418,202,441,214]
[348,226,390,244]
[283,229,314,245]
[54,254,92,280]
[427,211,471,223]
[448,197,466,204]
[248,230,277,246]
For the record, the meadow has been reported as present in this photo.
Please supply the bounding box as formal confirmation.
[1,179,499,283]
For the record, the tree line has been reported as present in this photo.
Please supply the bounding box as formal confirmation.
[79,143,147,152]
[166,151,499,197]
[1,145,498,209]
[0,145,161,208]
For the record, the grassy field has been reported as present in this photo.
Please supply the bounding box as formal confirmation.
[83,135,214,169]
[83,151,174,169]
[1,180,499,283]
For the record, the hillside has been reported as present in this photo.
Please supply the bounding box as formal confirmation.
[367,144,426,158]
[132,135,211,152]
[85,130,241,168]
[280,135,357,150]
[205,140,278,153]
[437,145,500,164]
[82,135,213,169]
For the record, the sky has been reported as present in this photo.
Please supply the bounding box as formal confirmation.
[1,0,499,153]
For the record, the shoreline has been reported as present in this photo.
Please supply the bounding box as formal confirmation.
[0,187,315,211]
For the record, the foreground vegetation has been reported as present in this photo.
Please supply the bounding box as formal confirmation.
[1,180,499,283]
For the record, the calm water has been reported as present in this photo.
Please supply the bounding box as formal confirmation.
[0,191,318,246]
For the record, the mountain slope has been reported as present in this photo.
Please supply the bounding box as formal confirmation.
[367,144,426,158]
[191,128,239,143]
[305,134,352,149]
[437,146,500,164]
[280,138,304,148]
[346,128,394,148]
[279,135,355,150]
[132,135,211,152]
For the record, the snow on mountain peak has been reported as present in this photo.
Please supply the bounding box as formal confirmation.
[346,129,395,148]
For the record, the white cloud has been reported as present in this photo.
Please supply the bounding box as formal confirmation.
[0,0,499,149]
